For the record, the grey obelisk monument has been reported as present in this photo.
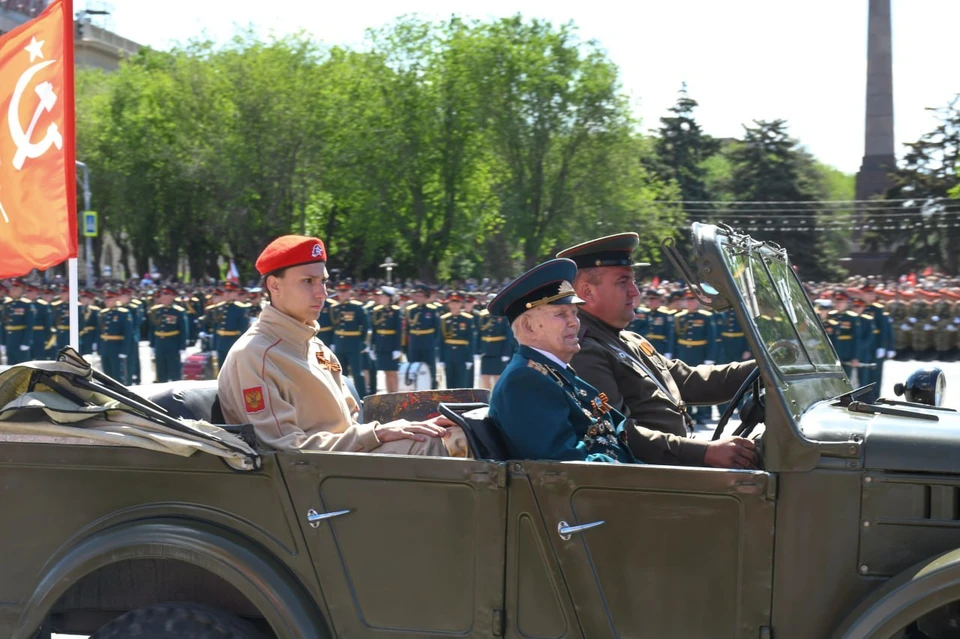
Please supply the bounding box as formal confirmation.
[855,0,896,203]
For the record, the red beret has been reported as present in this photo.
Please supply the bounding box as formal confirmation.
[255,235,326,276]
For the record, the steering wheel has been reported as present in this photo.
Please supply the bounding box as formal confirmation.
[712,366,765,441]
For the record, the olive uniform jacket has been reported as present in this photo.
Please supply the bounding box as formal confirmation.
[571,310,756,465]
[219,302,467,457]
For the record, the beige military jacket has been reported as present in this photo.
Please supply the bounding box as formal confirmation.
[219,303,465,456]
[572,310,756,466]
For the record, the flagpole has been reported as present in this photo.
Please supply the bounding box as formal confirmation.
[69,257,79,348]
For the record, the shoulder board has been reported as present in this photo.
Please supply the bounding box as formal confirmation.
[149,304,163,311]
[526,359,551,376]
[116,307,130,313]
[871,302,884,309]
[50,300,62,307]
[461,311,474,318]
[36,299,48,306]
[172,304,185,312]
[845,310,859,317]
[391,305,400,310]
[697,309,713,316]
[675,309,689,317]
[349,300,365,307]
[373,304,384,310]
[861,313,875,320]
[441,312,452,319]
[236,302,252,308]
[477,309,490,316]
[89,305,101,311]
[664,308,677,315]
[326,300,339,307]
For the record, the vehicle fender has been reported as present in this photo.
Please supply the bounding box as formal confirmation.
[14,518,330,639]
[831,547,960,638]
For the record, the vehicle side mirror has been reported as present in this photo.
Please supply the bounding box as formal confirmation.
[893,367,946,406]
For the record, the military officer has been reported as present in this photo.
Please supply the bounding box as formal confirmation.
[24,284,50,360]
[629,297,652,335]
[673,291,718,425]
[827,291,868,381]
[332,281,370,397]
[371,286,403,393]
[716,308,750,415]
[51,287,71,352]
[180,289,204,345]
[908,291,935,361]
[317,286,338,347]
[405,284,441,389]
[79,289,100,356]
[359,285,378,395]
[98,290,135,383]
[214,282,253,369]
[488,258,634,463]
[119,288,144,384]
[477,295,514,390]
[198,288,224,352]
[644,289,676,358]
[557,233,757,469]
[2,279,35,365]
[41,286,60,357]
[889,290,912,359]
[440,292,477,389]
[149,286,189,383]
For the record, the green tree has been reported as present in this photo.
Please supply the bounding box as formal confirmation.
[651,84,719,204]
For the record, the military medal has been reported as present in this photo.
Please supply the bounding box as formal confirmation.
[316,351,342,372]
[591,392,611,416]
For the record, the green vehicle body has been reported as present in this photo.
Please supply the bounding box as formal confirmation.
[4,224,960,638]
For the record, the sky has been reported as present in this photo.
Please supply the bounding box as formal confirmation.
[87,0,960,175]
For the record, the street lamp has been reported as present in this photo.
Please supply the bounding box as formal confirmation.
[379,256,396,285]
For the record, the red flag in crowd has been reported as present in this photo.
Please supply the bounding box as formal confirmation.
[0,0,77,277]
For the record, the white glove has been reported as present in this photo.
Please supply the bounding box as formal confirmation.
[119,353,127,359]
[92,343,98,353]
[501,356,509,362]
[198,331,208,339]
[329,344,336,353]
[465,362,473,370]
[954,317,960,324]
[0,345,5,356]
[704,360,715,365]
[392,350,401,360]
[368,350,376,361]
[924,324,933,331]
[664,353,672,359]
[179,350,186,359]
[20,345,30,352]
[909,317,917,324]
[887,350,895,358]
[932,315,941,323]
[876,348,885,359]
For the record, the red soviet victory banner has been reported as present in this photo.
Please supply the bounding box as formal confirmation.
[0,0,76,277]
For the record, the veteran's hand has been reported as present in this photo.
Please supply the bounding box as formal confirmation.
[375,416,455,442]
[704,437,757,470]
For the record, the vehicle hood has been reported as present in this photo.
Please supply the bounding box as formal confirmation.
[799,401,960,474]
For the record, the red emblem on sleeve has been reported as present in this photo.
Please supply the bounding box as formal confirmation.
[243,386,265,413]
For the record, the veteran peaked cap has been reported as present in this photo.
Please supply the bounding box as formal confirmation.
[488,258,585,323]
[556,232,650,269]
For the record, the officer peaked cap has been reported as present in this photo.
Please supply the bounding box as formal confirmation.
[557,233,650,269]
[256,235,327,276]
[488,258,584,323]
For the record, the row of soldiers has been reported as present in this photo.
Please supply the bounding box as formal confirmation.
[318,282,516,395]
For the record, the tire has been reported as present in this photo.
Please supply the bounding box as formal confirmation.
[90,602,265,639]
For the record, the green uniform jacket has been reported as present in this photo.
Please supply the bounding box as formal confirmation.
[570,310,756,466]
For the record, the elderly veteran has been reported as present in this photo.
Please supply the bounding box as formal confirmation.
[218,234,468,457]
[487,258,634,463]
[557,233,758,469]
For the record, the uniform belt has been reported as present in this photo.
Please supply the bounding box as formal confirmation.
[678,339,707,346]
[216,330,241,337]
[102,335,125,341]
[155,330,181,338]
[482,336,506,342]
[445,339,469,345]
[33,326,46,331]
[720,332,743,338]
[318,326,334,332]
[336,330,363,337]
[410,329,435,335]
[376,329,397,335]
[837,335,852,340]
[5,325,26,331]
[647,334,666,340]
[872,329,880,334]
[56,325,70,330]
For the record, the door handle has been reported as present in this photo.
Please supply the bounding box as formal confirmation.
[557,519,605,541]
[306,508,351,529]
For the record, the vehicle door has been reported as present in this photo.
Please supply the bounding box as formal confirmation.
[511,461,775,638]
[281,452,507,638]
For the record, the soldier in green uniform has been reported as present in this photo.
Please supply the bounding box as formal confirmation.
[149,285,189,383]
[119,288,144,384]
[477,294,515,390]
[79,290,100,356]
[827,291,867,381]
[488,258,634,463]
[674,291,718,425]
[644,289,676,358]
[24,284,50,360]
[371,286,403,393]
[213,282,252,369]
[98,290,135,383]
[440,292,477,389]
[51,287,71,352]
[558,233,757,468]
[2,279,35,365]
[332,281,370,397]
[405,284,441,389]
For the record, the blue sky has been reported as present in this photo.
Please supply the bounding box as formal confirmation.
[91,0,959,175]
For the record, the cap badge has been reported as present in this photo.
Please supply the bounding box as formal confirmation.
[312,244,323,258]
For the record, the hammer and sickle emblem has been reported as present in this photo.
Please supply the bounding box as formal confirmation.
[8,60,62,171]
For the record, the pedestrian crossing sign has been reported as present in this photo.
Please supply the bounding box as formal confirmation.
[83,211,98,238]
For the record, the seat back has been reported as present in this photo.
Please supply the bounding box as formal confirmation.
[438,402,509,462]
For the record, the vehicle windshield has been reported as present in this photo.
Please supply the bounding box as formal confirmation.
[717,233,842,376]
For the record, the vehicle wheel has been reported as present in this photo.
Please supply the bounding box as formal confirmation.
[90,602,265,639]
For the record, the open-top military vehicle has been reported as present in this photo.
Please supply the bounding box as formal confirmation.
[1,223,959,639]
